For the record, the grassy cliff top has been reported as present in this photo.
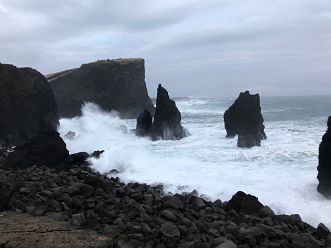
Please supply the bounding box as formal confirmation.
[85,58,144,66]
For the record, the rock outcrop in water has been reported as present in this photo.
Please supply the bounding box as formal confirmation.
[224,91,266,148]
[317,116,331,198]
[136,110,153,136]
[150,84,188,140]
[48,58,155,119]
[0,63,58,146]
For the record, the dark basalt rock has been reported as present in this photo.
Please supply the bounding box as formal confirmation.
[70,150,105,165]
[0,165,329,247]
[90,150,104,159]
[224,91,266,148]
[0,181,15,211]
[0,63,58,146]
[136,110,153,136]
[70,152,90,165]
[48,58,155,119]
[225,191,263,214]
[317,116,331,198]
[151,84,188,140]
[5,132,69,169]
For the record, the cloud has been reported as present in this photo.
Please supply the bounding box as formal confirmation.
[0,0,330,97]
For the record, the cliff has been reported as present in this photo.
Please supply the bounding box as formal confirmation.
[48,58,155,119]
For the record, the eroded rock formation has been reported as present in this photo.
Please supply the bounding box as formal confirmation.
[317,116,331,198]
[224,91,266,148]
[136,110,153,136]
[48,58,155,119]
[151,84,188,140]
[0,63,58,145]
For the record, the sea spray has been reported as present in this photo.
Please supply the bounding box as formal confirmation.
[59,96,331,227]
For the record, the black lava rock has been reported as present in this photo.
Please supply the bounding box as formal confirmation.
[0,63,58,146]
[5,132,70,169]
[224,91,266,148]
[136,110,153,136]
[317,116,331,198]
[48,58,155,119]
[225,191,263,214]
[71,152,90,165]
[151,84,188,140]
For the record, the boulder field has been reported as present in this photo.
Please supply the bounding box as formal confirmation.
[0,142,330,247]
[48,58,155,119]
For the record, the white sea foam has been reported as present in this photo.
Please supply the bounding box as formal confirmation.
[59,99,331,228]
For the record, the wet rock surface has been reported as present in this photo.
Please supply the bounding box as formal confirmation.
[136,110,153,137]
[224,91,266,148]
[317,116,331,198]
[0,163,329,247]
[48,58,155,119]
[0,63,58,146]
[5,132,70,170]
[151,84,188,140]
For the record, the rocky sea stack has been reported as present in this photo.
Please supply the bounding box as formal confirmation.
[0,63,58,146]
[48,58,155,119]
[224,91,266,148]
[151,84,188,140]
[317,116,331,198]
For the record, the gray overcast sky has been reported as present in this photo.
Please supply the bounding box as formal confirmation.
[0,0,330,97]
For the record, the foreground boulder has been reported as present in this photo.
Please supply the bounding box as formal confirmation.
[224,91,266,148]
[317,116,331,198]
[225,191,263,214]
[136,110,153,136]
[48,58,155,119]
[5,132,69,169]
[150,84,188,140]
[70,150,105,165]
[0,63,58,145]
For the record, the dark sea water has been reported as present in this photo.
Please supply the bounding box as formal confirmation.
[59,95,331,227]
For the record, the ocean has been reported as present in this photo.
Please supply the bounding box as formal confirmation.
[59,95,331,228]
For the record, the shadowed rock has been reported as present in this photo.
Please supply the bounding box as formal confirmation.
[317,116,331,198]
[70,150,105,165]
[224,91,266,148]
[151,84,188,140]
[225,191,263,214]
[136,110,153,136]
[48,58,155,119]
[0,63,58,146]
[5,132,69,169]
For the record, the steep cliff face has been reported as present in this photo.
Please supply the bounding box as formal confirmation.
[48,58,155,119]
[317,116,331,198]
[0,63,58,146]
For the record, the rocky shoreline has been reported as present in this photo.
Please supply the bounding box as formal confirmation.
[0,161,330,248]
